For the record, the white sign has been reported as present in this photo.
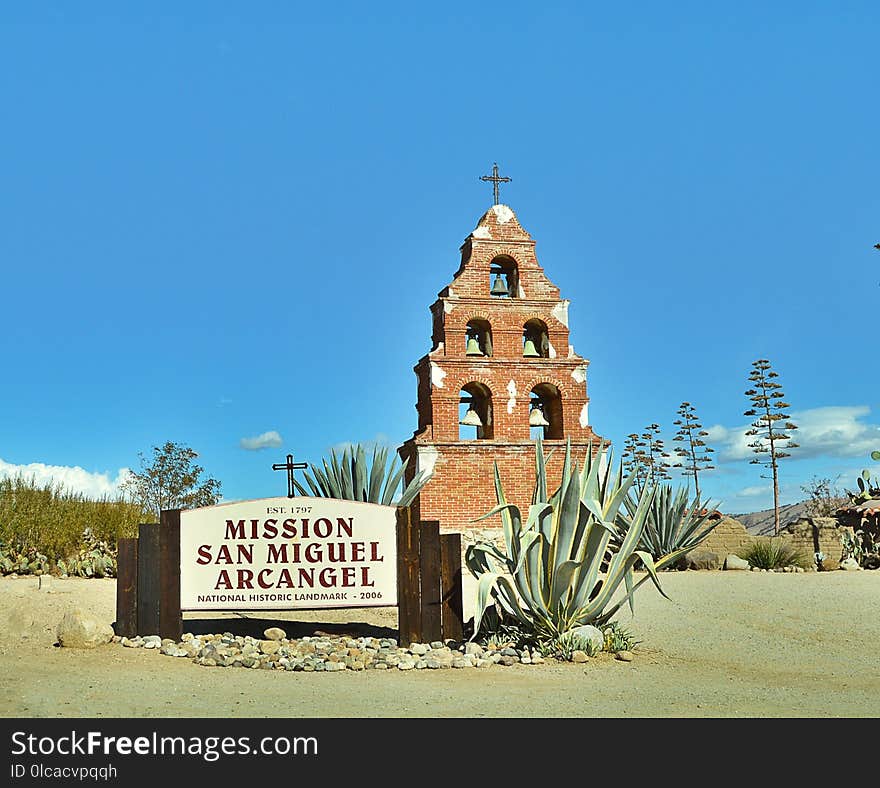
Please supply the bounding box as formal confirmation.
[179,497,398,611]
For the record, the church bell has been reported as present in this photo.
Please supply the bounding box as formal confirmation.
[465,336,484,356]
[523,337,540,357]
[490,274,509,296]
[529,403,550,427]
[459,404,484,427]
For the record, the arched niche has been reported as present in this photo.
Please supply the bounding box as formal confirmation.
[529,383,563,440]
[489,255,519,298]
[459,382,494,440]
[523,319,550,358]
[465,319,493,357]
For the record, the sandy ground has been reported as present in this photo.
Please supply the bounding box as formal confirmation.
[0,570,878,718]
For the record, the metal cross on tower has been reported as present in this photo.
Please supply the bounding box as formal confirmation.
[480,162,511,205]
[271,453,308,498]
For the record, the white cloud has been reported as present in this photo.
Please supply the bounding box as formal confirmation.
[239,431,283,451]
[707,405,880,463]
[734,484,772,498]
[0,458,132,498]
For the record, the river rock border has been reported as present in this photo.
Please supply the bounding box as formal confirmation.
[113,629,552,670]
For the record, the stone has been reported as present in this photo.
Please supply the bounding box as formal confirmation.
[499,655,518,666]
[464,642,484,657]
[56,609,114,649]
[160,642,179,656]
[615,650,634,662]
[570,625,604,653]
[571,650,589,664]
[840,557,861,571]
[259,640,281,655]
[326,662,345,672]
[501,647,519,657]
[409,643,429,656]
[724,554,751,571]
[452,658,469,668]
[397,661,415,671]
[263,627,287,641]
[685,550,721,570]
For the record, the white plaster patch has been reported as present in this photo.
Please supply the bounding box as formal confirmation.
[471,225,491,239]
[443,300,454,313]
[506,379,517,414]
[517,283,526,298]
[492,204,514,224]
[571,365,586,384]
[551,300,569,327]
[416,446,439,478]
[430,362,446,389]
[568,345,576,358]
[548,341,557,359]
[579,402,590,428]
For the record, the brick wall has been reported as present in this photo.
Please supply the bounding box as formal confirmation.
[697,517,756,558]
[698,516,844,566]
[402,440,603,531]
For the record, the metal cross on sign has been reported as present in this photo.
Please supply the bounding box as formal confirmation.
[272,453,308,498]
[480,162,511,205]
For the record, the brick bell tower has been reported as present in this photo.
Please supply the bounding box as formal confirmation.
[398,173,607,532]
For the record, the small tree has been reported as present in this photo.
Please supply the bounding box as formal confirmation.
[122,441,221,518]
[800,476,848,518]
[744,359,799,536]
[671,402,715,503]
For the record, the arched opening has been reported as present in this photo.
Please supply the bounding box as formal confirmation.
[489,255,519,298]
[459,382,493,440]
[529,383,563,440]
[523,319,550,358]
[465,319,493,357]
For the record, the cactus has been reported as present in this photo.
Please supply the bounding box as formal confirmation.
[63,528,118,578]
[0,540,51,576]
[853,452,880,504]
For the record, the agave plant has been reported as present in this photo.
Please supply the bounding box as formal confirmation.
[292,443,430,507]
[618,483,719,568]
[465,438,670,641]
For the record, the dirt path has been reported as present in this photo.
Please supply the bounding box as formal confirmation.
[1,571,877,718]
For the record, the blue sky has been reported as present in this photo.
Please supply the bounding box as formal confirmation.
[1,2,878,514]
